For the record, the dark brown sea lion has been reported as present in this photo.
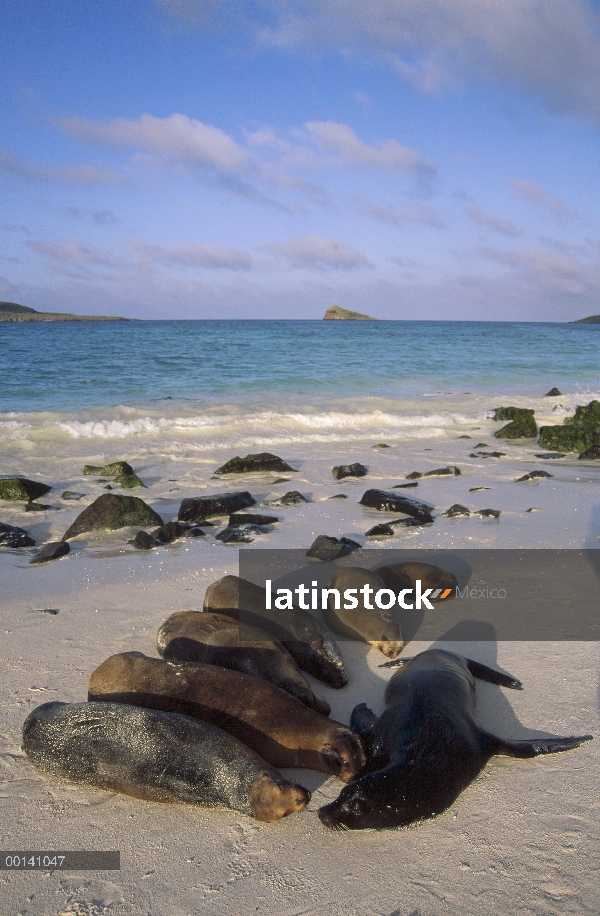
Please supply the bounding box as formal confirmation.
[88,652,365,782]
[22,701,309,823]
[204,575,347,687]
[156,611,330,715]
[376,560,457,598]
[323,568,403,658]
[318,649,592,830]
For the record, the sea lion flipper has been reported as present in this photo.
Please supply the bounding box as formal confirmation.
[465,658,523,690]
[378,657,413,669]
[350,703,378,737]
[489,733,593,758]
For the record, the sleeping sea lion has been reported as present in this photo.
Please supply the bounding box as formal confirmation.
[23,701,310,823]
[376,560,457,596]
[323,567,403,658]
[157,611,330,715]
[318,649,592,830]
[88,652,365,782]
[204,575,347,687]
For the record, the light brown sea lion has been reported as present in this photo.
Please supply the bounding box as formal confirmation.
[156,611,330,716]
[22,701,309,823]
[88,652,365,782]
[376,560,458,597]
[323,567,404,659]
[204,575,347,687]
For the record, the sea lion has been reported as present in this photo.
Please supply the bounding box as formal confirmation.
[23,701,309,823]
[323,568,403,659]
[157,611,330,716]
[204,575,347,687]
[318,649,592,830]
[88,652,365,782]
[376,560,458,597]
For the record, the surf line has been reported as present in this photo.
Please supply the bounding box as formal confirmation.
[264,580,452,612]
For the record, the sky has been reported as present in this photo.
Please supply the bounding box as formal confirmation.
[1,0,600,321]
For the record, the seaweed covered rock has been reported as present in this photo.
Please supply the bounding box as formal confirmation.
[116,474,145,489]
[215,453,296,475]
[544,387,562,397]
[63,494,163,540]
[267,491,309,507]
[306,535,361,561]
[30,541,70,564]
[492,407,537,439]
[178,491,255,521]
[539,400,600,453]
[83,461,134,477]
[0,477,51,501]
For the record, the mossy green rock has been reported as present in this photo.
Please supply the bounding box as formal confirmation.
[83,461,134,477]
[0,477,51,501]
[63,493,163,540]
[492,407,537,439]
[538,399,600,452]
[214,453,296,475]
[116,473,145,489]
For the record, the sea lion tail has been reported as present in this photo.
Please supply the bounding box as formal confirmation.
[465,658,523,690]
[489,733,593,758]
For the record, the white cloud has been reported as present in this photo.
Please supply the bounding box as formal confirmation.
[265,234,370,269]
[305,121,434,173]
[27,240,127,268]
[511,179,574,219]
[158,0,600,122]
[133,240,253,270]
[467,202,521,236]
[0,148,126,186]
[59,113,247,171]
[482,244,599,295]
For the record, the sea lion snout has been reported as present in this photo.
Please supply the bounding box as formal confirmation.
[321,729,366,783]
[250,773,310,823]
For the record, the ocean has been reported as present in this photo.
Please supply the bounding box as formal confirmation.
[1,320,599,467]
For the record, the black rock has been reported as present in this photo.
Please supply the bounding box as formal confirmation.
[442,504,471,518]
[391,482,419,489]
[515,470,553,482]
[215,524,269,544]
[328,494,348,499]
[474,443,488,448]
[470,451,506,458]
[535,452,565,459]
[391,518,431,528]
[423,466,461,477]
[214,453,296,475]
[131,530,161,550]
[188,527,206,537]
[228,512,279,526]
[152,521,189,544]
[457,435,471,439]
[62,491,85,500]
[29,541,70,564]
[269,491,309,506]
[332,463,368,480]
[306,535,362,561]
[359,489,435,523]
[178,491,255,521]
[372,443,390,448]
[544,387,562,397]
[469,486,491,492]
[24,502,54,512]
[578,444,600,459]
[0,522,35,548]
[63,493,164,540]
[366,523,395,537]
[35,608,59,615]
[406,471,422,480]
[476,509,501,518]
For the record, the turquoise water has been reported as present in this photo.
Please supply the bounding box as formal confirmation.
[2,320,599,414]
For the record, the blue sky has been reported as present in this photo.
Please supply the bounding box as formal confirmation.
[2,0,600,320]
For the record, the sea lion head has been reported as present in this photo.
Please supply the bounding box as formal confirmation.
[249,773,311,823]
[320,729,366,783]
[318,769,411,830]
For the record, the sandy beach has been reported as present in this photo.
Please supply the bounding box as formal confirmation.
[1,406,599,916]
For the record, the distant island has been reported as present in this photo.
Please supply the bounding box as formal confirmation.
[573,315,600,324]
[0,301,129,322]
[323,305,378,321]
